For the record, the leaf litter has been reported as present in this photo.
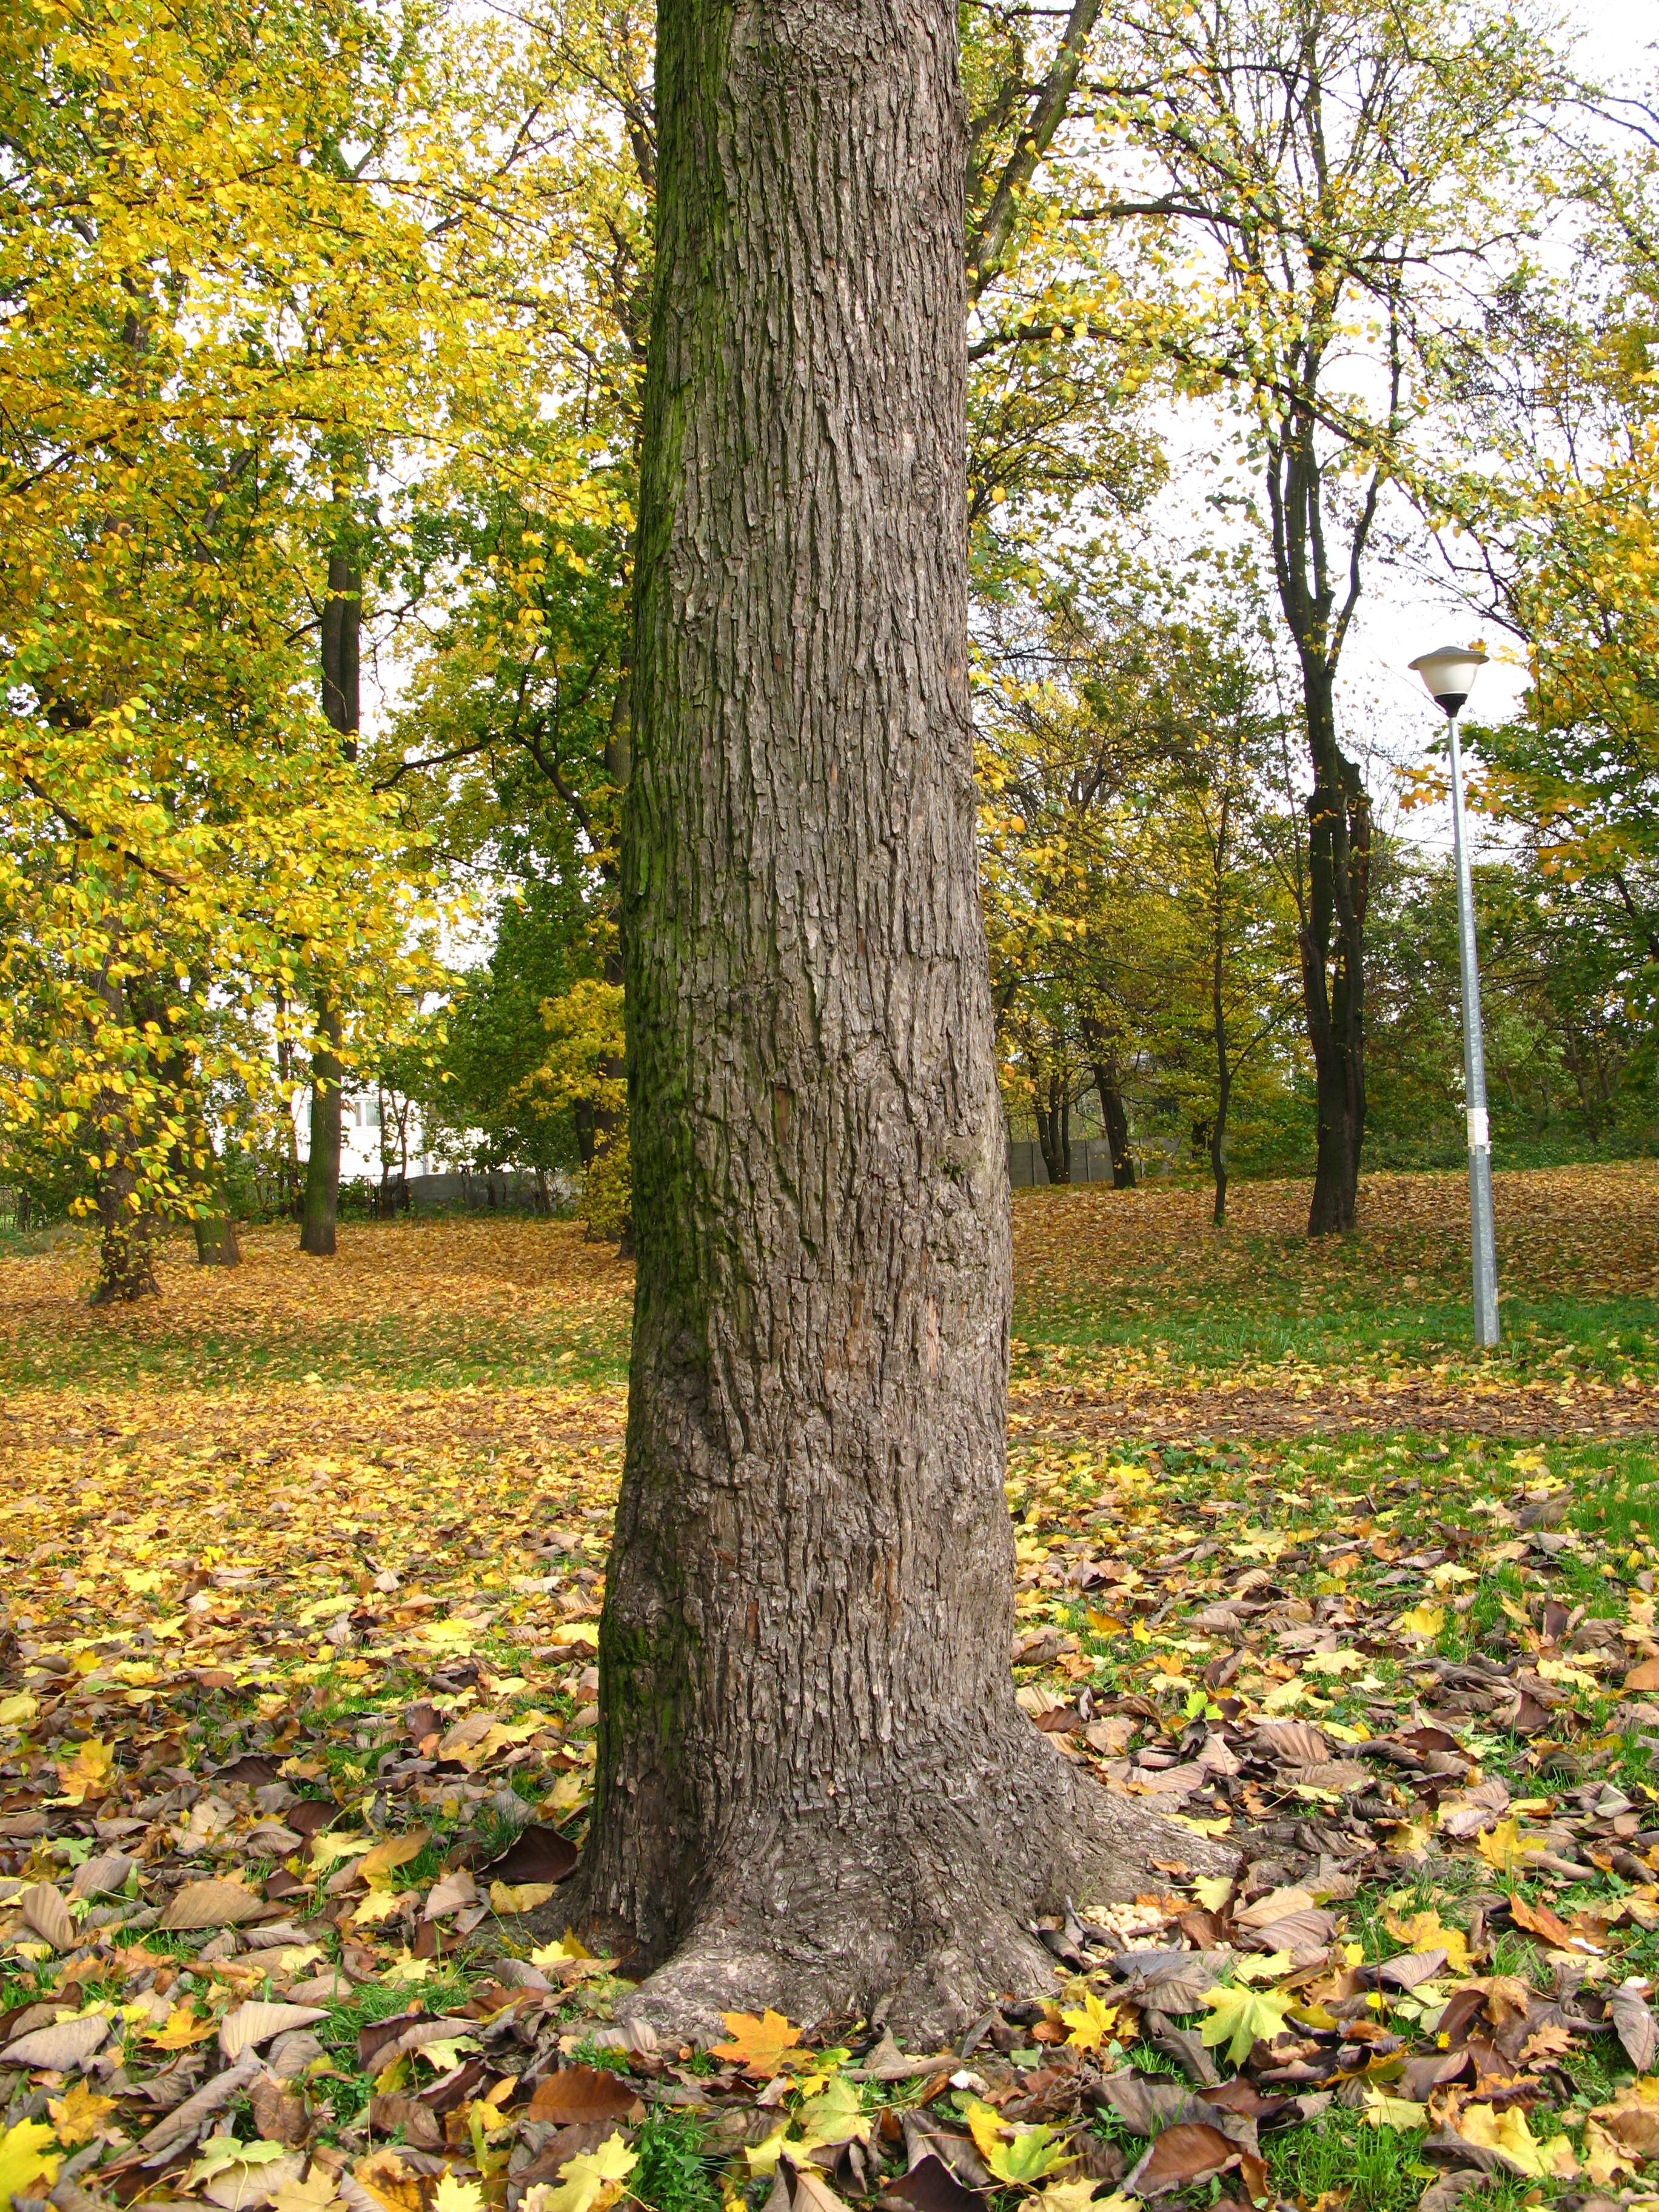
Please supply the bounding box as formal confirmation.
[2,1173,1659,2212]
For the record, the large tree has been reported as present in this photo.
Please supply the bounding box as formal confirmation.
[580,0,1228,2034]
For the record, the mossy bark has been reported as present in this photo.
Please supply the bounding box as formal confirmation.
[581,0,1233,2042]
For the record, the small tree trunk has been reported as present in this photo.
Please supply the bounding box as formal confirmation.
[300,998,343,1256]
[582,0,1230,2043]
[1301,703,1368,1235]
[1211,811,1230,1227]
[1092,1061,1136,1187]
[300,547,360,1254]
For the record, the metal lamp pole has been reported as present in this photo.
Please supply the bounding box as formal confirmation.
[1408,645,1499,1346]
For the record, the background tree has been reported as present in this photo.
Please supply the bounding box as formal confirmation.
[997,0,1563,1230]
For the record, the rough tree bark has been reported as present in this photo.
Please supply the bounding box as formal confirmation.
[300,550,360,1258]
[580,0,1232,2041]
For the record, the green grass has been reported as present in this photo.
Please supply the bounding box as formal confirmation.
[629,2109,725,2212]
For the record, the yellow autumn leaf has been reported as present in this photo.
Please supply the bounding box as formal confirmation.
[711,2009,802,2076]
[47,2082,115,2148]
[489,1879,559,1914]
[0,2119,60,2211]
[53,1738,112,1804]
[1384,1909,1472,1974]
[146,2001,219,2049]
[1456,2103,1576,2178]
[1398,1604,1445,1637]
[1362,2085,1427,2130]
[432,2177,486,2212]
[520,2132,637,2212]
[1061,1989,1119,2052]
[1475,1819,1540,1875]
[0,1693,37,1729]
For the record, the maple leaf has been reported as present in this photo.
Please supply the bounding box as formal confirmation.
[432,2177,486,2212]
[271,2170,343,2212]
[963,2105,1071,2188]
[187,2137,294,2188]
[1397,1604,1445,1637]
[1361,2086,1427,2131]
[711,2009,802,2076]
[0,2117,60,2211]
[47,2082,115,2148]
[1061,1989,1119,2052]
[1198,1982,1295,2065]
[520,2132,638,2212]
[146,2000,220,2049]
[1384,1909,1472,1974]
[1475,1819,1540,1875]
[53,1738,112,1805]
[1455,2104,1577,2178]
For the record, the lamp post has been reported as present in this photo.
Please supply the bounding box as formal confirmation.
[1407,643,1498,1346]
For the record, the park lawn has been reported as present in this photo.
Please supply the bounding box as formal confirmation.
[0,1162,1657,2212]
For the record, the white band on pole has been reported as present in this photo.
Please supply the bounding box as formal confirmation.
[1466,1106,1489,1151]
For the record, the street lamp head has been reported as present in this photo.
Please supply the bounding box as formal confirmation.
[1408,642,1489,719]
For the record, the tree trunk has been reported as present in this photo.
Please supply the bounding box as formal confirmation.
[1091,1061,1135,1187]
[581,0,1230,2042]
[1300,680,1368,1236]
[1034,1070,1071,1185]
[194,1211,241,1267]
[1212,923,1230,1230]
[92,1158,158,1304]
[299,550,360,1256]
[300,999,343,1256]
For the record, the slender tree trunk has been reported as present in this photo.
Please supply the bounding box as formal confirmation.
[300,1000,343,1255]
[1210,794,1230,1227]
[1034,1068,1071,1185]
[1091,1059,1136,1187]
[581,0,1228,2041]
[300,549,360,1256]
[1212,940,1230,1229]
[1299,674,1368,1235]
[89,956,157,1305]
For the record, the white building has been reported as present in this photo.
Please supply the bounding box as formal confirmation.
[291,1089,444,1182]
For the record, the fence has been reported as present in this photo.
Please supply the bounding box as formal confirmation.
[1005,1138,1121,1188]
[392,1150,1114,1208]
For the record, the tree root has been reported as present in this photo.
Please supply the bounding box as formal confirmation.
[585,1725,1239,2047]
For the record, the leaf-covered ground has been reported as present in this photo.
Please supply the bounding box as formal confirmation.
[2,1165,1659,2212]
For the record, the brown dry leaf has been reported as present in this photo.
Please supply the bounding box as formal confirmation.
[19,1882,75,1950]
[1233,1886,1315,1931]
[163,1876,265,1930]
[249,2075,312,2148]
[1,2012,109,2070]
[1127,2121,1238,2195]
[366,2094,442,2150]
[221,2003,330,2062]
[528,2067,646,2125]
[785,2159,854,2212]
[1610,1981,1659,2076]
[1508,1893,1574,1948]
